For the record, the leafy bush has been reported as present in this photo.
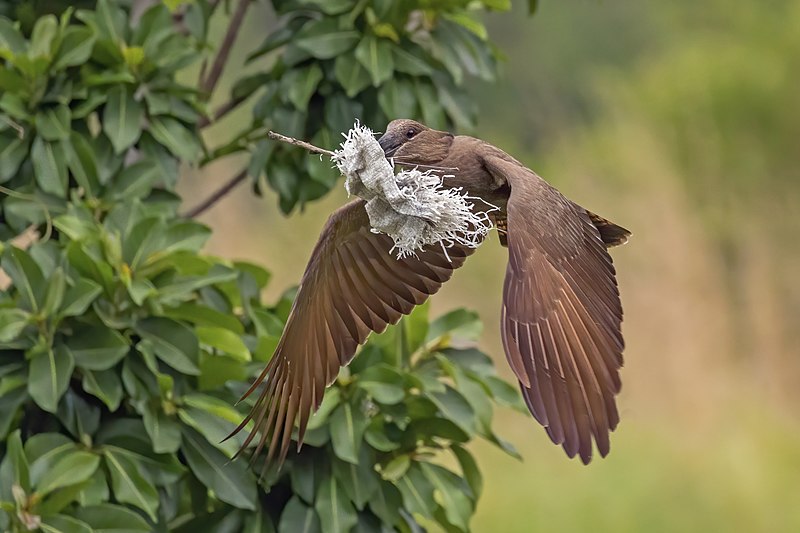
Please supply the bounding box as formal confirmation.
[0,1,530,531]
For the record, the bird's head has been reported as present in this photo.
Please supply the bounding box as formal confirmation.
[378,119,454,166]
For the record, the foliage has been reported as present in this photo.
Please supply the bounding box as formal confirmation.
[0,1,528,531]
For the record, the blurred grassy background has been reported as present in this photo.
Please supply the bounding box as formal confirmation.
[179,0,800,530]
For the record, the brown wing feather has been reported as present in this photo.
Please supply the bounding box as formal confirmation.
[229,200,473,470]
[484,155,625,464]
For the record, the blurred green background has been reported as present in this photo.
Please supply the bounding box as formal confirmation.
[180,1,800,531]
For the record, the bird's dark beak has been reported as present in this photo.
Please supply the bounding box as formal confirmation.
[378,133,399,158]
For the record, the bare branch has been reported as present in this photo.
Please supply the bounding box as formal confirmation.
[268,131,336,157]
[183,168,249,218]
[200,0,251,96]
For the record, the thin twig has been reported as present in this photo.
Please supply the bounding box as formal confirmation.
[200,0,250,96]
[183,168,249,218]
[267,131,335,157]
[198,95,246,129]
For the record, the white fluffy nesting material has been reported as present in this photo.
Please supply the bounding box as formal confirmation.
[332,123,496,259]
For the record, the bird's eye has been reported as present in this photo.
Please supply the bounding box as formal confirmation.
[405,128,416,139]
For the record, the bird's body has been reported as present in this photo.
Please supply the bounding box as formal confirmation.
[231,119,631,468]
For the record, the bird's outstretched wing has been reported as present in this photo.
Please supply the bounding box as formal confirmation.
[230,199,474,468]
[484,154,625,464]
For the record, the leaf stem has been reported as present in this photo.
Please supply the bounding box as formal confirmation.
[200,0,251,96]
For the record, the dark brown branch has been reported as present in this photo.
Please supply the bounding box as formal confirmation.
[267,131,335,157]
[183,168,249,218]
[198,95,246,129]
[200,0,250,96]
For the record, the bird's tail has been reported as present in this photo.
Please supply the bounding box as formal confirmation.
[586,210,631,247]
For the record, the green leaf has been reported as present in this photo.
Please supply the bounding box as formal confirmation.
[196,326,250,362]
[53,27,96,70]
[392,45,433,76]
[279,495,321,533]
[0,308,30,342]
[314,475,358,533]
[103,86,143,154]
[0,388,28,445]
[180,427,257,510]
[427,309,482,342]
[68,327,129,371]
[451,444,482,500]
[285,63,323,111]
[0,430,29,495]
[164,303,244,334]
[380,454,410,482]
[28,345,74,413]
[329,402,368,464]
[2,246,44,312]
[148,116,200,162]
[357,365,405,405]
[60,278,102,317]
[332,454,379,510]
[354,35,394,86]
[32,136,68,197]
[41,267,65,316]
[142,403,181,454]
[39,515,93,533]
[429,385,476,434]
[81,369,123,410]
[378,77,417,121]
[334,55,372,97]
[0,132,30,182]
[395,463,436,519]
[528,0,539,14]
[103,449,159,521]
[106,160,160,201]
[0,17,26,53]
[95,0,126,43]
[74,503,151,532]
[29,14,57,58]
[36,105,72,141]
[36,451,100,497]
[136,317,200,375]
[421,462,473,531]
[295,20,359,59]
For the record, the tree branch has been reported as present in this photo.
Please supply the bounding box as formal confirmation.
[183,168,249,218]
[267,131,335,157]
[200,0,250,96]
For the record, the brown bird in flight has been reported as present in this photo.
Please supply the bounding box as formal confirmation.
[231,119,631,467]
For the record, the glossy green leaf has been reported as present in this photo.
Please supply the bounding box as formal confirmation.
[279,495,321,533]
[357,365,405,405]
[451,444,482,499]
[149,116,200,162]
[53,27,96,70]
[180,427,257,510]
[427,309,483,342]
[395,463,435,519]
[136,317,200,375]
[81,368,123,410]
[39,515,93,533]
[295,20,359,59]
[67,327,129,371]
[41,267,65,316]
[392,46,433,76]
[285,63,323,111]
[103,448,159,521]
[429,385,476,434]
[378,77,417,121]
[28,345,74,413]
[142,403,182,454]
[0,132,30,182]
[36,451,100,496]
[74,503,151,532]
[329,402,368,464]
[2,246,45,312]
[196,326,250,362]
[0,430,29,495]
[315,475,358,533]
[32,136,68,197]
[422,462,473,531]
[332,454,379,510]
[354,35,394,86]
[103,86,143,153]
[0,308,30,342]
[60,278,103,317]
[36,105,72,141]
[334,55,372,97]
